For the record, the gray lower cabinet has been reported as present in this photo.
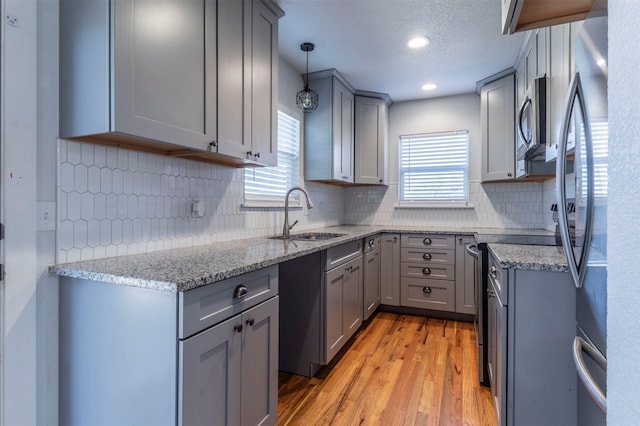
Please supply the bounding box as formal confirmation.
[363,236,381,320]
[326,255,363,362]
[455,235,476,315]
[400,234,456,312]
[487,250,576,426]
[380,233,400,306]
[60,265,279,426]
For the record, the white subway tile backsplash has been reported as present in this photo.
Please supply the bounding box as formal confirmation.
[57,141,344,261]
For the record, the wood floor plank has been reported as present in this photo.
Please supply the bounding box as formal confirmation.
[276,312,496,426]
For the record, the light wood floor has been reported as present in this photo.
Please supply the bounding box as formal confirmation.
[276,311,497,426]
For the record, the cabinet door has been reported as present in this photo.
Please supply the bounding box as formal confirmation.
[217,0,250,160]
[248,0,278,166]
[546,23,573,161]
[380,234,400,306]
[363,249,377,320]
[354,96,387,184]
[481,74,515,182]
[113,0,216,151]
[241,297,279,426]
[179,315,241,426]
[455,236,476,315]
[325,265,347,362]
[332,79,354,182]
[344,256,363,339]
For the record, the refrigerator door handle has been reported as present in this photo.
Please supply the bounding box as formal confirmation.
[573,336,607,413]
[556,72,595,289]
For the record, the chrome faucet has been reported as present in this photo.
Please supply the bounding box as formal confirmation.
[283,186,314,239]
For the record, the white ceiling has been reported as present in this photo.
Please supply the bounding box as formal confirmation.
[275,0,527,102]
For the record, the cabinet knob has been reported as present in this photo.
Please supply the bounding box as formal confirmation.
[233,285,249,299]
[246,151,253,159]
[379,179,383,183]
[209,140,217,149]
[423,238,432,245]
[422,268,432,275]
[246,318,255,326]
[234,324,243,333]
[422,286,432,295]
[422,253,432,260]
[254,152,260,159]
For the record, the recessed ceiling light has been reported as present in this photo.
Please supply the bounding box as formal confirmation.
[407,36,430,49]
[421,83,438,91]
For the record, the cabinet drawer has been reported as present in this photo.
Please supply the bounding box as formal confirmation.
[400,263,454,280]
[179,266,278,339]
[401,234,455,250]
[488,252,507,302]
[326,240,362,271]
[400,247,455,265]
[400,278,455,312]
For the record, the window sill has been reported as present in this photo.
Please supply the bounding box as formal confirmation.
[241,200,302,209]
[395,202,475,209]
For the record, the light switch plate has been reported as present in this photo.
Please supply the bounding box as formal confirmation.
[38,201,56,231]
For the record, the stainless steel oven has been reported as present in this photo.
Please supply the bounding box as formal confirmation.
[465,242,489,386]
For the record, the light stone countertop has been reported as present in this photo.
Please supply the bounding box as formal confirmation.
[488,243,569,273]
[49,225,560,292]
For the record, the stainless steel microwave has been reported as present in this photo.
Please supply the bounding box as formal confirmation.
[516,76,547,161]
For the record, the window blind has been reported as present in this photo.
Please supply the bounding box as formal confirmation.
[244,110,301,202]
[399,130,469,203]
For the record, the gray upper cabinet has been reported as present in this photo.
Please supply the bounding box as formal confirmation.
[546,22,579,162]
[216,0,281,166]
[60,0,217,152]
[60,0,282,167]
[304,69,356,184]
[481,74,516,182]
[354,93,391,185]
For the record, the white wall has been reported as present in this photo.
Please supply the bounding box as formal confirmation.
[607,1,640,423]
[2,1,39,425]
[345,94,546,229]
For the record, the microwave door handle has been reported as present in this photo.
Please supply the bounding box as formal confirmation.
[573,336,607,413]
[518,96,532,148]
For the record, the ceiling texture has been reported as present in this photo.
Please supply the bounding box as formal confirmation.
[275,0,526,102]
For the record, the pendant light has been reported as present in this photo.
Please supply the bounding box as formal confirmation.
[296,42,319,113]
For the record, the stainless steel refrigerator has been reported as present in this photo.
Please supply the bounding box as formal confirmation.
[556,5,608,425]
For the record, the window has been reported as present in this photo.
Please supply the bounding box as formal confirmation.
[244,110,301,205]
[399,130,469,204]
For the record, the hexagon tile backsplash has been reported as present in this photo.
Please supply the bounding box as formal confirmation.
[56,140,344,263]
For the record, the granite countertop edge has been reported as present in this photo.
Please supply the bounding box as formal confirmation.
[49,225,561,292]
[487,243,569,273]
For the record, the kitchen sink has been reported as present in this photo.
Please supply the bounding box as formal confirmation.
[269,232,347,241]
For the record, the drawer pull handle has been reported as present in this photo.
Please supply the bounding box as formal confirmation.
[422,286,432,294]
[423,238,432,245]
[246,318,255,326]
[233,285,249,299]
[489,266,497,277]
[422,253,432,260]
[234,324,243,333]
[422,268,432,275]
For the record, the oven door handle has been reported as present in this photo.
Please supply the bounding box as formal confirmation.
[573,336,607,413]
[465,243,478,258]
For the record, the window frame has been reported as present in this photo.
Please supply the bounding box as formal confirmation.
[397,130,471,208]
[242,106,303,208]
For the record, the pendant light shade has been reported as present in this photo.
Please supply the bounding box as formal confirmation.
[296,42,319,113]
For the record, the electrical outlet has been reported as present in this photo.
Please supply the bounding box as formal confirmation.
[38,201,56,231]
[6,14,19,27]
